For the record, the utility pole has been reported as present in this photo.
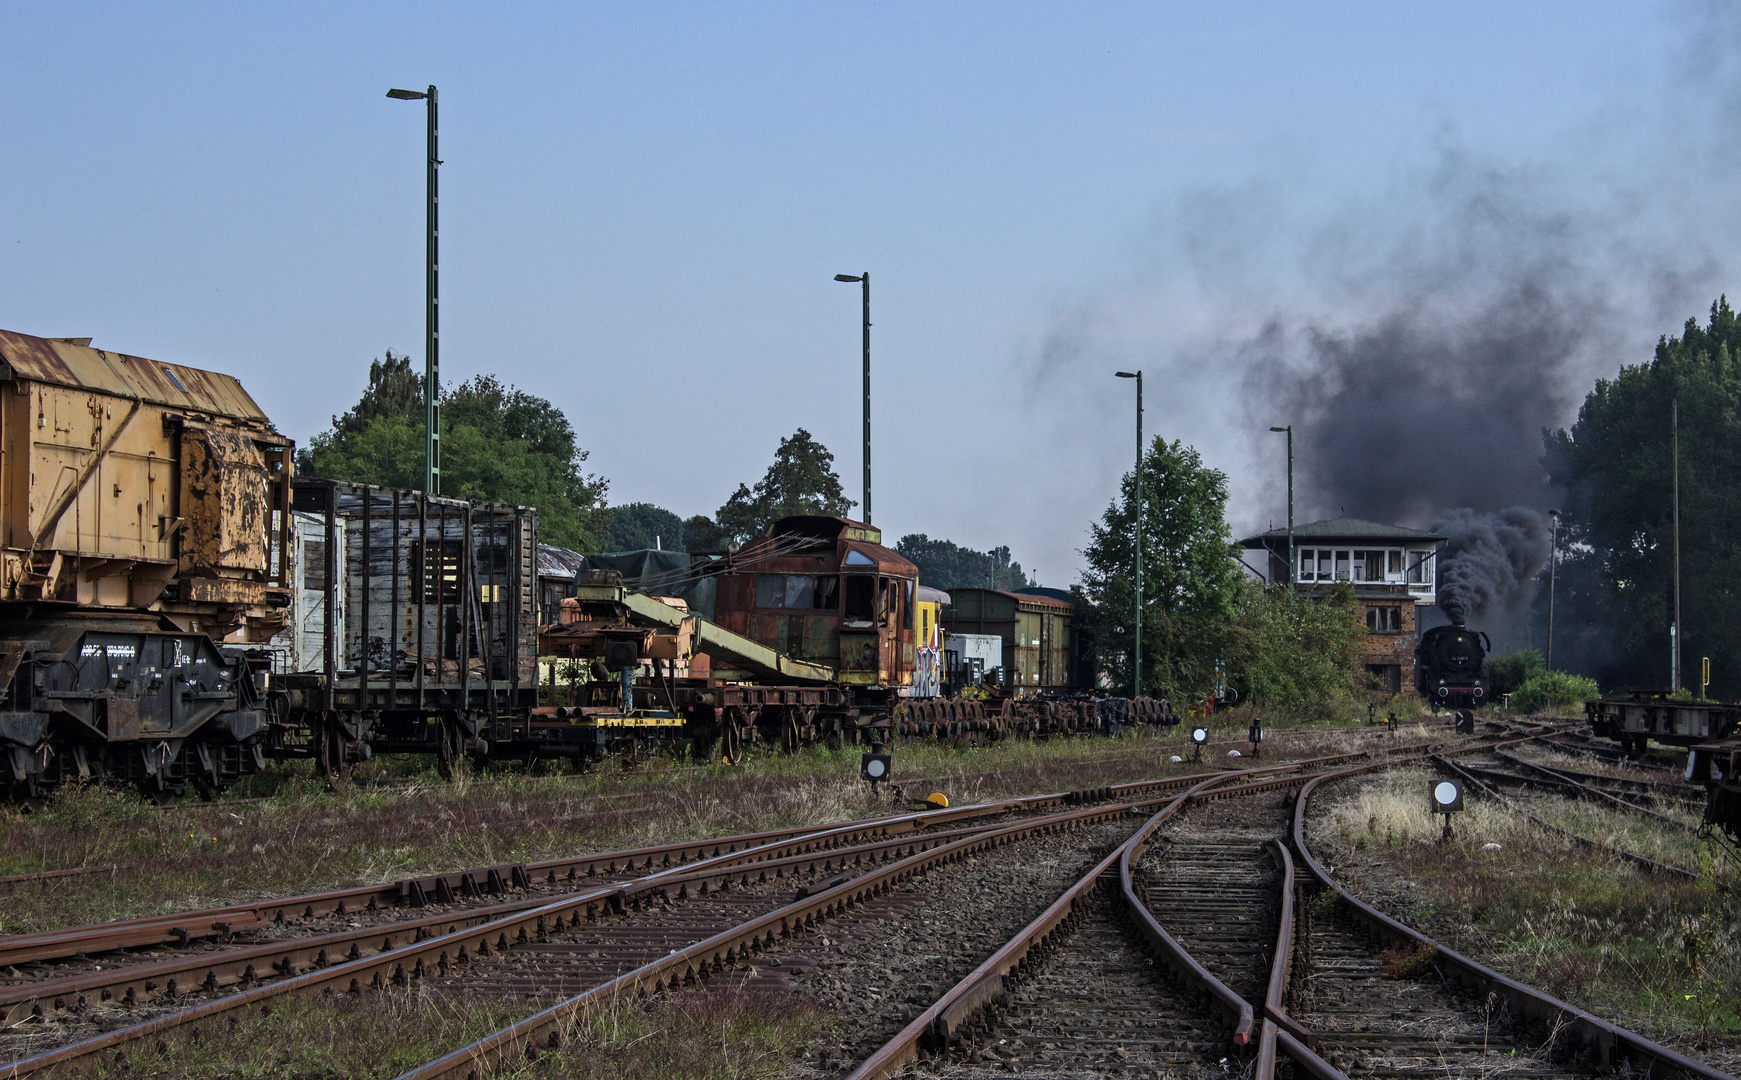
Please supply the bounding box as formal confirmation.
[1547,509,1561,670]
[387,85,441,494]
[1672,399,1681,692]
[1270,426,1293,585]
[833,272,872,522]
[1116,371,1143,698]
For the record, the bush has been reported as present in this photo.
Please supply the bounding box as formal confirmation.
[1511,670,1601,714]
[1489,648,1545,699]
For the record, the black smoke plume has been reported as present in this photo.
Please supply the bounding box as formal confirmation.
[1429,507,1553,628]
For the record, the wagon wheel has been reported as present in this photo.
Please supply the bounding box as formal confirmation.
[720,709,745,766]
[315,720,351,789]
[437,720,466,782]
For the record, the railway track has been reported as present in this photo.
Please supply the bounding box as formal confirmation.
[0,727,1618,1078]
[1275,761,1733,1080]
[838,738,1733,1080]
[0,753,1379,1075]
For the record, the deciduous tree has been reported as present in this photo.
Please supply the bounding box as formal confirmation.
[1546,297,1741,696]
[1081,436,1244,697]
[300,364,609,552]
[714,429,855,545]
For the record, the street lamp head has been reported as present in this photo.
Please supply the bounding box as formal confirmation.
[1115,371,1138,379]
[386,88,428,100]
[1549,508,1562,518]
[834,274,863,282]
[1270,426,1288,432]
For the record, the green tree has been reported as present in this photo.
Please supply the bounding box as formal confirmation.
[1080,436,1244,697]
[682,515,731,555]
[1546,297,1741,697]
[300,368,609,552]
[604,503,687,552]
[714,429,855,545]
[894,535,1032,591]
[1230,581,1363,708]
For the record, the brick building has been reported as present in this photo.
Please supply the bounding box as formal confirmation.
[1239,517,1446,696]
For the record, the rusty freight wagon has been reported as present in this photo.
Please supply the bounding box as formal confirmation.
[0,329,293,799]
[271,481,538,780]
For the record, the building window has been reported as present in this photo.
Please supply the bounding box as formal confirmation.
[1334,550,1351,581]
[1388,550,1403,575]
[1365,664,1402,693]
[1365,605,1402,633]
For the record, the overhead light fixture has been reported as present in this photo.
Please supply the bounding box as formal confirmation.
[386,88,428,100]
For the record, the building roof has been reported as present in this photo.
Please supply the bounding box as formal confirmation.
[1239,516,1447,549]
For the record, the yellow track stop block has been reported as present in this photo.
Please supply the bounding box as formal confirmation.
[926,792,949,808]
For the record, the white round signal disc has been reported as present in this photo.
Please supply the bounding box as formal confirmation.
[866,758,888,779]
[1434,781,1458,807]
[1192,727,1209,744]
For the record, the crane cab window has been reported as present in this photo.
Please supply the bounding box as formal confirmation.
[755,574,835,609]
[844,576,875,622]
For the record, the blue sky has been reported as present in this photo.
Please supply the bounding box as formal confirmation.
[1,2,1718,584]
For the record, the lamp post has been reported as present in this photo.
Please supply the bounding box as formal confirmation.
[1116,370,1143,698]
[1270,426,1293,586]
[1547,508,1561,670]
[834,273,871,523]
[387,85,440,494]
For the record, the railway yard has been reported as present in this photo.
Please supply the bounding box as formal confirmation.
[0,717,1734,1080]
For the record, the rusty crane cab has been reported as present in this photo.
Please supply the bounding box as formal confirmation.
[712,516,917,698]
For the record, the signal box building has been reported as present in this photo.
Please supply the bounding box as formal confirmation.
[1238,517,1445,695]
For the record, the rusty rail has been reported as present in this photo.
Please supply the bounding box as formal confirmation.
[0,797,1047,968]
[1492,748,1695,827]
[1292,765,1737,1080]
[0,811,1036,1027]
[0,865,116,888]
[842,771,1253,1080]
[1433,755,1710,886]
[1254,838,1344,1080]
[0,751,1376,970]
[0,782,1247,1079]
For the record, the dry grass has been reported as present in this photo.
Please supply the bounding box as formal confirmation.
[72,985,828,1080]
[1311,766,1741,1057]
[0,716,1443,934]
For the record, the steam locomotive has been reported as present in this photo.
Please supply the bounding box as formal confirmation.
[1415,620,1490,707]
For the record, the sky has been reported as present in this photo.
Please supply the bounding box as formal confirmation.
[2,1,1728,588]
